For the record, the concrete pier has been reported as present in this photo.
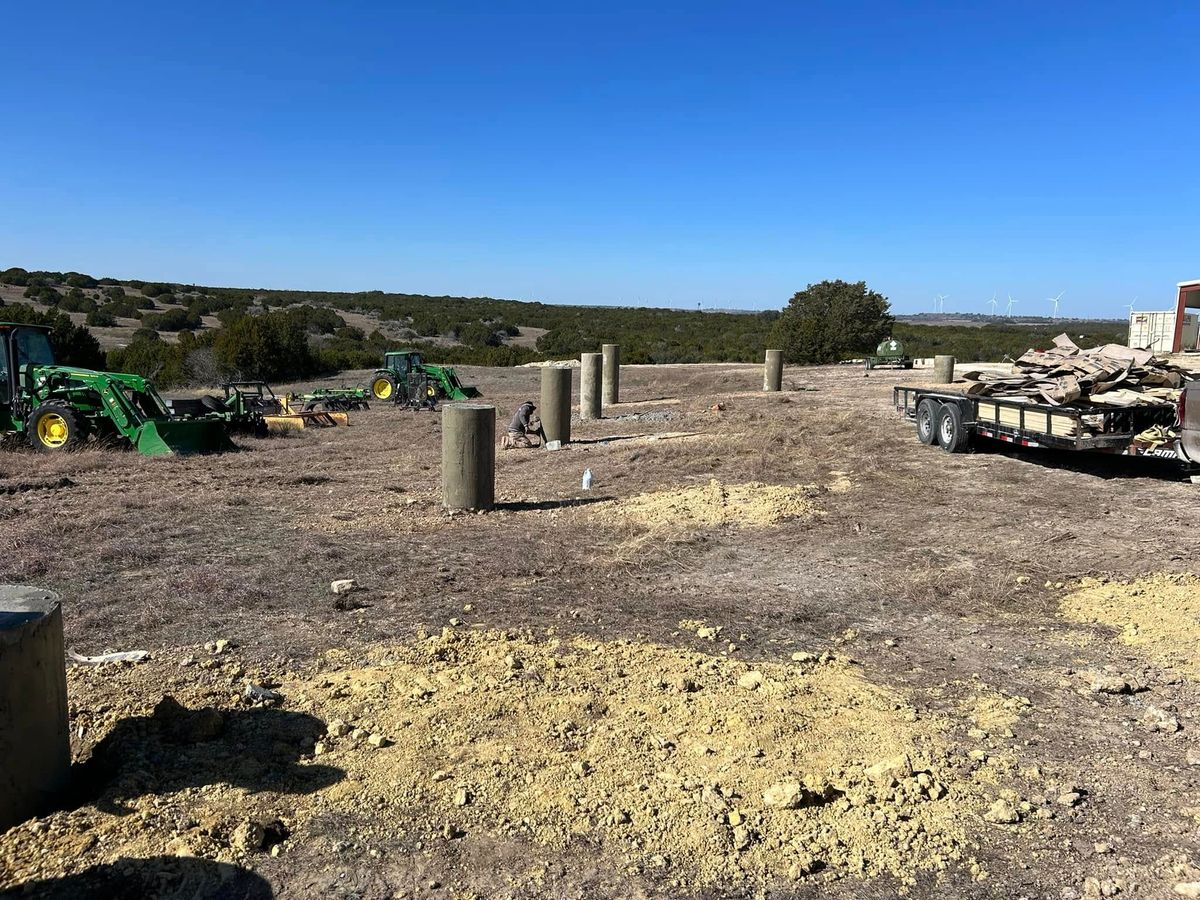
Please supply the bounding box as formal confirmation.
[441,404,495,510]
[579,353,602,420]
[932,355,956,384]
[763,349,783,392]
[602,344,620,407]
[0,586,70,831]
[540,366,572,444]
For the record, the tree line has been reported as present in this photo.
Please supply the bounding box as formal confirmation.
[2,266,1130,387]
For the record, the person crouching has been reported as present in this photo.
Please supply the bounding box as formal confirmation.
[500,400,546,449]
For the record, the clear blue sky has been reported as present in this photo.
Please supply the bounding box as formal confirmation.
[2,1,1196,316]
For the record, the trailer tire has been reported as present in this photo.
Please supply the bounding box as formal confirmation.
[936,404,970,453]
[916,399,939,445]
[28,402,86,452]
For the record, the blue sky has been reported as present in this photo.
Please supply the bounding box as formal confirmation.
[2,1,1196,316]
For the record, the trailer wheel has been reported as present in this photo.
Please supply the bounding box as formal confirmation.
[936,404,970,453]
[28,402,86,452]
[916,399,939,445]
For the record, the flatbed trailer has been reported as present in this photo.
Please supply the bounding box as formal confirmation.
[893,384,1197,469]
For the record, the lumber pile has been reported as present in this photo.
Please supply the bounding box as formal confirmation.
[962,334,1193,407]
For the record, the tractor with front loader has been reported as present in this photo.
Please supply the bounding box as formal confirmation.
[0,322,233,455]
[370,351,479,406]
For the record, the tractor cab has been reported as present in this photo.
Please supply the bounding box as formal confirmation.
[382,351,423,374]
[0,324,55,409]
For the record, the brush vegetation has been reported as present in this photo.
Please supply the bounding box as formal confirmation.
[1,267,1125,387]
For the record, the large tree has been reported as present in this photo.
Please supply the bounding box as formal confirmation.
[770,280,893,364]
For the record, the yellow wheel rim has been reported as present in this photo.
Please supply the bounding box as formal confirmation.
[427,386,436,397]
[37,413,70,448]
[372,377,393,400]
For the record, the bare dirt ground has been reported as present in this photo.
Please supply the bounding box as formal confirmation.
[2,362,1200,899]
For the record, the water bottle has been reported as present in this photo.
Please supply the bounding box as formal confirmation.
[582,468,593,490]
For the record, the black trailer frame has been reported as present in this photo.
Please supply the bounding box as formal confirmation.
[893,385,1181,457]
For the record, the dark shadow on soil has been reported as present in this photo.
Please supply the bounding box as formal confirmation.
[569,434,647,445]
[493,496,614,512]
[973,437,1193,481]
[0,856,272,900]
[66,696,343,815]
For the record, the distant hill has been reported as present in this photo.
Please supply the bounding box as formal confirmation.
[896,312,1126,328]
[0,266,1130,387]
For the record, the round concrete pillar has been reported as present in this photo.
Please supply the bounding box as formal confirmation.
[579,353,602,420]
[601,344,620,407]
[763,349,783,392]
[441,404,495,510]
[540,366,572,444]
[932,355,956,384]
[1,586,70,831]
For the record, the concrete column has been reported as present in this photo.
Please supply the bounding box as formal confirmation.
[1,586,70,831]
[441,404,495,510]
[763,349,783,392]
[540,366,572,444]
[932,355,956,384]
[601,344,620,407]
[579,353,602,420]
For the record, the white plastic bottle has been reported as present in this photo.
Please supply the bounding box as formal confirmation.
[582,468,593,490]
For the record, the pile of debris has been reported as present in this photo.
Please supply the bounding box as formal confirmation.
[962,335,1193,407]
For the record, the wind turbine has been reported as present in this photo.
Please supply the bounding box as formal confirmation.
[1126,297,1137,318]
[1047,291,1064,321]
[935,293,948,313]
[1005,294,1017,317]
[987,292,998,316]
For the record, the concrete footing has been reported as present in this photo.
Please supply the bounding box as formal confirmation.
[442,404,495,510]
[540,366,572,444]
[932,355,956,384]
[763,349,783,392]
[0,586,70,831]
[580,353,602,420]
[602,344,620,407]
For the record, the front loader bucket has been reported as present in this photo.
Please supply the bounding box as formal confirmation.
[134,418,235,456]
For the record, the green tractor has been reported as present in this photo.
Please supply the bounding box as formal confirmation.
[0,322,233,456]
[864,338,914,371]
[370,351,480,406]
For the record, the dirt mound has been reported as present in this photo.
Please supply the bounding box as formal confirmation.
[0,630,994,894]
[1061,573,1200,676]
[605,479,824,530]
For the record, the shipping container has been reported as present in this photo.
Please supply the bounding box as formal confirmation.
[1128,310,1200,352]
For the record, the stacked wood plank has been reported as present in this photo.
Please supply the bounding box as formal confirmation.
[961,334,1192,407]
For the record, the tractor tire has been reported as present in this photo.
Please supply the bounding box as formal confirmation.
[28,402,86,453]
[915,399,939,446]
[371,374,398,402]
[936,403,970,453]
[201,395,226,413]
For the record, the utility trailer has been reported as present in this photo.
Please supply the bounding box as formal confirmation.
[893,383,1200,471]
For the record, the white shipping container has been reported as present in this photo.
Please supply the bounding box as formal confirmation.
[1128,310,1200,352]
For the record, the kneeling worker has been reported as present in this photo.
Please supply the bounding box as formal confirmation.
[502,400,546,449]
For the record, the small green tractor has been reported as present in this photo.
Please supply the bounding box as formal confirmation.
[864,338,914,370]
[0,322,233,455]
[370,351,479,406]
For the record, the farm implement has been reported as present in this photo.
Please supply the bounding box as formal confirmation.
[290,387,370,411]
[370,351,480,406]
[0,322,232,456]
[168,381,353,434]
